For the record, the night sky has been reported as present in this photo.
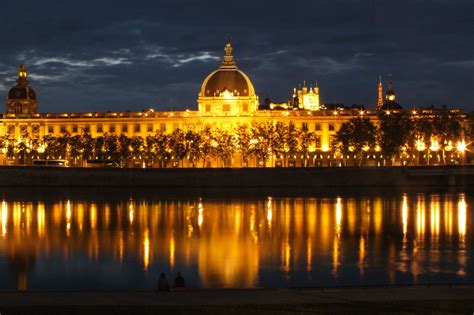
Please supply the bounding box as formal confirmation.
[0,0,472,113]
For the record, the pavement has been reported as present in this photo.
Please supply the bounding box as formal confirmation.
[0,285,473,314]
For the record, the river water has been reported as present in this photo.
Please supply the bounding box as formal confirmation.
[0,189,472,290]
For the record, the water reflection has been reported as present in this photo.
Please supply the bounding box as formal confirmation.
[0,193,471,290]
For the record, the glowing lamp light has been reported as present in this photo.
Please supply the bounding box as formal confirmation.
[457,140,466,152]
[445,141,453,152]
[308,145,316,152]
[416,139,426,151]
[375,145,381,152]
[321,145,330,152]
[220,89,234,100]
[362,145,370,151]
[429,140,439,152]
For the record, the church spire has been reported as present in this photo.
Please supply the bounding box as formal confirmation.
[377,75,383,109]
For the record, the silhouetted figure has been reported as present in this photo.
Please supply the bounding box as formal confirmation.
[157,273,170,291]
[174,272,185,289]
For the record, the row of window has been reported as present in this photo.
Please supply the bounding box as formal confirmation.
[302,122,336,131]
[52,123,167,134]
[204,103,250,113]
[6,122,339,135]
[7,123,169,135]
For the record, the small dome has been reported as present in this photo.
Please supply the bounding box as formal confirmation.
[8,86,36,100]
[200,42,255,98]
[380,101,403,110]
[8,63,37,101]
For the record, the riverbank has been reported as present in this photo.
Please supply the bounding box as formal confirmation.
[0,165,473,188]
[0,286,473,314]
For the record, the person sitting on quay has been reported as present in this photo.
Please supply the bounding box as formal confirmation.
[157,273,170,292]
[174,272,185,290]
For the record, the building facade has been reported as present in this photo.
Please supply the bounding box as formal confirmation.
[0,42,468,167]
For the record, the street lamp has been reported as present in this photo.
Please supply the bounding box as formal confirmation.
[457,140,466,165]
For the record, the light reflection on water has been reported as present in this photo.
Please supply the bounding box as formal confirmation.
[0,193,471,290]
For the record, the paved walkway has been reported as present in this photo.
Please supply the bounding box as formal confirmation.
[0,286,473,314]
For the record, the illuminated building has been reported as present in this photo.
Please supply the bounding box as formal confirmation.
[0,42,468,167]
[293,82,321,111]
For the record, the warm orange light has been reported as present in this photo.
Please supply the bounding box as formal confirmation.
[429,139,439,152]
[416,139,426,151]
[1,201,7,236]
[457,140,466,152]
[402,195,408,236]
[143,229,150,271]
[445,141,453,152]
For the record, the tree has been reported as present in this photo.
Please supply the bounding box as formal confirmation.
[336,117,377,166]
[118,134,132,167]
[16,140,30,164]
[185,130,202,167]
[104,134,120,161]
[299,129,315,166]
[153,132,170,168]
[68,135,83,166]
[432,111,464,164]
[169,129,187,167]
[212,129,234,167]
[93,136,106,159]
[271,122,286,165]
[81,132,94,162]
[377,111,414,165]
[234,125,252,167]
[200,127,213,167]
[250,122,274,167]
[43,134,59,159]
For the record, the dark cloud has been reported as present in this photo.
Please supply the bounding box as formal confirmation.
[0,0,472,112]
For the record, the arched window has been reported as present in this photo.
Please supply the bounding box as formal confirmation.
[14,102,22,114]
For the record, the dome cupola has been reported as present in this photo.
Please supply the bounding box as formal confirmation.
[380,78,402,110]
[198,41,258,116]
[6,63,38,115]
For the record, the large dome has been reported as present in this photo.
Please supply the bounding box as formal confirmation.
[200,42,255,97]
